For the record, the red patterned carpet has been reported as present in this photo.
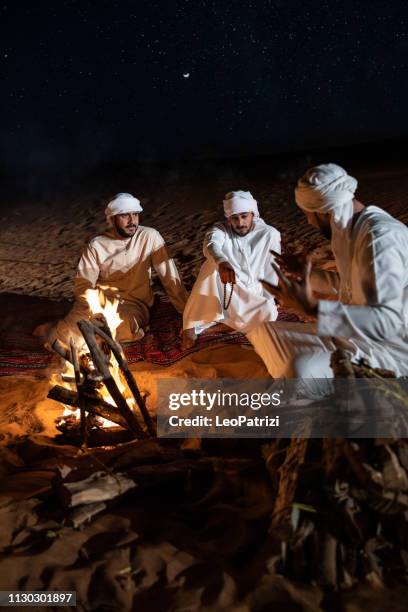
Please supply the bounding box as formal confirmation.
[0,299,302,376]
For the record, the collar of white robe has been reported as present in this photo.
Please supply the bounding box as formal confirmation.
[105,193,143,225]
[223,190,259,218]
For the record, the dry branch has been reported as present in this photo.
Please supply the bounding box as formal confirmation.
[270,439,309,539]
[48,385,127,427]
[52,339,73,363]
[70,338,87,445]
[56,427,134,447]
[92,322,155,435]
[77,319,146,439]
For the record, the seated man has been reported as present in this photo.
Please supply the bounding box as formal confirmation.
[247,163,408,380]
[35,192,188,347]
[182,190,281,349]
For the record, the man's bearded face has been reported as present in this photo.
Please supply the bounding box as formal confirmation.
[114,212,139,237]
[306,212,332,240]
[228,212,254,236]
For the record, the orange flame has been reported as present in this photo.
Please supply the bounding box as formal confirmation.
[56,287,134,429]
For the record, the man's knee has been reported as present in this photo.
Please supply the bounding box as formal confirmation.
[116,304,150,341]
[291,352,333,379]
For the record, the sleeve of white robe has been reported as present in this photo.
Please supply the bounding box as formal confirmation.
[203,225,229,265]
[151,231,189,314]
[73,243,101,315]
[262,229,282,285]
[317,227,405,341]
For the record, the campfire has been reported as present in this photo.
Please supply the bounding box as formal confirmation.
[48,288,155,445]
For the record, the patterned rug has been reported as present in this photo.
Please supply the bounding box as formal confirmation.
[0,299,302,376]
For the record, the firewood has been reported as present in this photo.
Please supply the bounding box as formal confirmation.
[70,338,87,446]
[92,322,155,435]
[55,427,134,447]
[52,339,73,363]
[77,319,146,439]
[270,438,309,539]
[48,385,127,428]
[321,533,338,587]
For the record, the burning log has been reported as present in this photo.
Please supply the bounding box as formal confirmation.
[49,287,154,443]
[91,320,155,436]
[70,339,87,445]
[47,385,127,428]
[77,319,146,439]
[56,426,134,447]
[52,339,73,364]
[53,338,104,385]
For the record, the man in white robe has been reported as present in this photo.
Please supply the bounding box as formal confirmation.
[247,163,408,381]
[182,191,281,348]
[36,193,188,347]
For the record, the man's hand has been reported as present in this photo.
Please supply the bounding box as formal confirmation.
[219,261,236,284]
[261,259,318,316]
[270,249,309,280]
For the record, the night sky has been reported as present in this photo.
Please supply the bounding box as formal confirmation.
[1,1,408,167]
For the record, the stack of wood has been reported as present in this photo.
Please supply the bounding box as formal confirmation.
[47,314,155,445]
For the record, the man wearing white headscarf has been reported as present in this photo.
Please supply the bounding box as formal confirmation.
[247,163,408,382]
[35,193,188,347]
[182,190,281,348]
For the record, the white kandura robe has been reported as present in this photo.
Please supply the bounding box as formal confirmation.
[183,219,281,334]
[49,226,188,346]
[247,205,408,379]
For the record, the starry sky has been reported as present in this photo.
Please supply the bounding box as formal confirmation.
[1,0,408,168]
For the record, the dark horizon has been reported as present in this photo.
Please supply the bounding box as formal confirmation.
[3,136,408,211]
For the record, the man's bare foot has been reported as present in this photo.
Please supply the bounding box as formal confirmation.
[181,328,197,350]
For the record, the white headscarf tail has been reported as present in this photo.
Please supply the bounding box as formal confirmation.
[295,163,358,302]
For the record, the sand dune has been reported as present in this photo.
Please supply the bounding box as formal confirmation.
[4,167,408,300]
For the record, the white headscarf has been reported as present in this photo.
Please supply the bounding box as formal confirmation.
[295,163,358,302]
[105,193,143,225]
[223,190,260,218]
[295,163,357,224]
